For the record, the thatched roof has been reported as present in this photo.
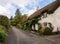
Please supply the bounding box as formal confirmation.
[28,0,60,20]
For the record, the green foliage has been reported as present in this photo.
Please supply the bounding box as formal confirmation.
[16,23,23,29]
[0,27,7,43]
[10,19,16,26]
[0,25,6,31]
[38,23,42,32]
[43,27,52,35]
[38,26,52,35]
[0,15,10,28]
[29,18,39,25]
[10,9,28,30]
[27,18,39,27]
[15,9,22,16]
[22,14,28,23]
[10,16,13,20]
[21,18,39,31]
[14,9,22,25]
[22,22,32,31]
[38,26,45,35]
[23,24,27,30]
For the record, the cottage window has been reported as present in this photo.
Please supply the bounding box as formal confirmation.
[43,22,47,26]
[48,23,52,27]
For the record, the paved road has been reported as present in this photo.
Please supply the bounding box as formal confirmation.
[5,26,56,44]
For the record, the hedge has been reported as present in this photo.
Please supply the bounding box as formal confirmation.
[0,26,7,43]
[0,15,10,28]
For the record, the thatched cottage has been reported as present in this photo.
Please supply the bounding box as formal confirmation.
[28,0,60,32]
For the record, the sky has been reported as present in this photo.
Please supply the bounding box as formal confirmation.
[0,0,55,18]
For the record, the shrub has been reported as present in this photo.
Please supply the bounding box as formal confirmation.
[43,27,52,35]
[25,22,32,31]
[0,25,6,31]
[10,20,15,26]
[38,23,42,32]
[0,27,7,43]
[0,15,10,28]
[38,26,45,35]
[16,23,23,29]
[24,18,39,31]
[23,24,26,30]
[38,26,52,35]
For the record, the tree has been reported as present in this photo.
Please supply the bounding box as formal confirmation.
[10,8,28,29]
[10,16,15,25]
[14,9,22,25]
[22,14,28,23]
[10,16,13,20]
[0,15,10,28]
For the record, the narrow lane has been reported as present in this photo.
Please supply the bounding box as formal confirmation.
[6,26,56,44]
[5,27,17,44]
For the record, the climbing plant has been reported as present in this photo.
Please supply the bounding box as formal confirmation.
[23,18,39,31]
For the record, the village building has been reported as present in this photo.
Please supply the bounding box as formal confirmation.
[28,0,60,32]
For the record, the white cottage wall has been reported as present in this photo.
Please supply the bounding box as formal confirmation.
[32,25,34,30]
[35,24,38,30]
[38,6,60,32]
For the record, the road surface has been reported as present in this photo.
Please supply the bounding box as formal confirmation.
[5,26,56,44]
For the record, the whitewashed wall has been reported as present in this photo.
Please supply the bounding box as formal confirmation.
[35,24,38,30]
[32,24,38,30]
[38,6,60,32]
[32,25,34,30]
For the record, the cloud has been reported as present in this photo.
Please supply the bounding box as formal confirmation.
[0,0,55,18]
[27,9,36,16]
[4,3,17,16]
[9,0,43,15]
[1,0,43,7]
[0,3,17,18]
[0,5,11,17]
[0,0,43,12]
[0,5,7,14]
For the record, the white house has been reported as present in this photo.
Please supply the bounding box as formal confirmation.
[28,0,60,32]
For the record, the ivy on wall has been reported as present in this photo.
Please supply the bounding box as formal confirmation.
[23,18,39,31]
